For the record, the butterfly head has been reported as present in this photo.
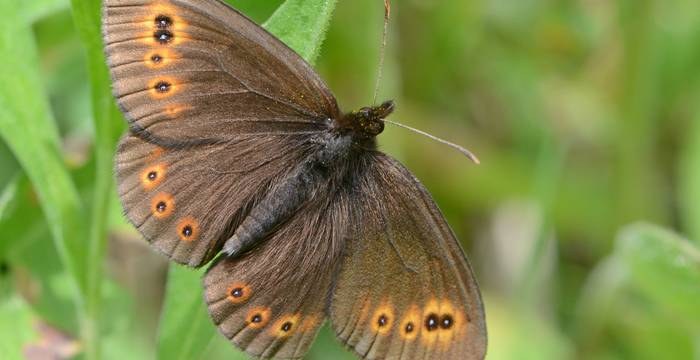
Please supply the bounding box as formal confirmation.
[343,100,395,139]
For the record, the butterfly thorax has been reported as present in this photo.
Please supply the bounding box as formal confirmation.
[337,100,395,140]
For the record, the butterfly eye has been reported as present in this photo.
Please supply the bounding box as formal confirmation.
[425,313,439,332]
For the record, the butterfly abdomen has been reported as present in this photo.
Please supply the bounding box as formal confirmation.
[222,133,352,257]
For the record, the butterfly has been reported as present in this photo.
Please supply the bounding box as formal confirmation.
[102,0,487,358]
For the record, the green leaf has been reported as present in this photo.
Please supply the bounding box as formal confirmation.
[615,223,700,328]
[156,2,337,358]
[264,0,338,65]
[0,0,86,302]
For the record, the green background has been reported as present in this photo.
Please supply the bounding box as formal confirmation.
[1,0,700,359]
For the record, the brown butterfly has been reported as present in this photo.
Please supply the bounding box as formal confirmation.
[103,0,487,358]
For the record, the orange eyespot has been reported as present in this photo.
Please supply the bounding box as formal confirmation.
[140,163,167,190]
[299,314,321,332]
[144,49,176,69]
[138,5,188,46]
[151,193,174,219]
[149,77,179,99]
[145,5,188,31]
[146,147,164,162]
[399,305,421,341]
[177,217,199,241]
[226,282,251,304]
[370,302,394,335]
[269,314,300,338]
[420,298,440,346]
[246,307,271,329]
[163,103,191,117]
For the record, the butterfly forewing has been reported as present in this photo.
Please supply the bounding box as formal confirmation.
[330,154,487,360]
[105,0,340,266]
[103,0,339,145]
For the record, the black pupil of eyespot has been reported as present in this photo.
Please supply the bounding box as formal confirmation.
[251,314,262,323]
[425,314,439,331]
[182,225,192,237]
[377,315,387,327]
[155,15,172,28]
[156,201,166,212]
[155,81,170,92]
[231,287,243,297]
[151,55,162,63]
[405,323,414,333]
[148,171,157,180]
[154,30,173,43]
[440,314,454,329]
[281,322,292,332]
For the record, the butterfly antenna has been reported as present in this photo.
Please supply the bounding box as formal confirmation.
[373,0,391,104]
[382,119,481,164]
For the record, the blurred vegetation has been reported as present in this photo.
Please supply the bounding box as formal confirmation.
[1,0,700,359]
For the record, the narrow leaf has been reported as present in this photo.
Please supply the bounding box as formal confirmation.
[264,0,338,65]
[70,0,128,357]
[0,0,86,301]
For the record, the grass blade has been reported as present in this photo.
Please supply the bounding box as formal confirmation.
[70,0,127,358]
[0,0,85,308]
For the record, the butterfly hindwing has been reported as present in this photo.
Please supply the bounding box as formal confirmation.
[330,154,487,360]
[115,133,321,266]
[203,188,351,359]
